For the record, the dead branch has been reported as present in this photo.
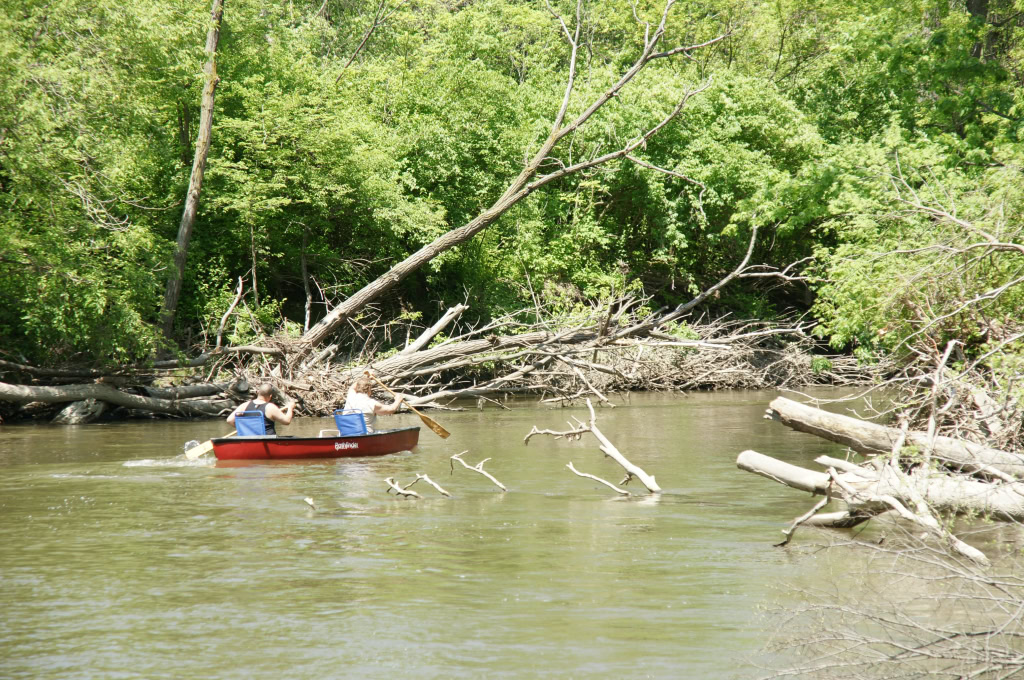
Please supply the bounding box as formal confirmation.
[399,304,468,355]
[826,467,989,565]
[524,422,590,444]
[409,473,451,497]
[558,355,614,407]
[626,154,707,222]
[525,399,660,492]
[215,277,244,350]
[775,482,832,548]
[450,451,507,491]
[384,477,422,498]
[566,461,630,496]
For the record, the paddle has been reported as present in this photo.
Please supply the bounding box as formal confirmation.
[365,372,450,439]
[185,431,235,460]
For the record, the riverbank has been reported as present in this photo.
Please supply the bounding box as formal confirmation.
[0,312,884,425]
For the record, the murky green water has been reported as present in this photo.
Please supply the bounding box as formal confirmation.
[1,390,873,679]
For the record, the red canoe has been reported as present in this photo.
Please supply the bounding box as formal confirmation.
[211,426,420,460]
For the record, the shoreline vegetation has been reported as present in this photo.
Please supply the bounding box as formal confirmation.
[0,302,883,426]
[2,0,1020,447]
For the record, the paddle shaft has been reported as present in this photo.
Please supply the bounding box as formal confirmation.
[185,430,236,460]
[365,373,450,438]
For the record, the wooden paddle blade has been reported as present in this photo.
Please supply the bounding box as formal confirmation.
[185,439,214,460]
[184,430,235,460]
[419,413,450,439]
[366,371,450,438]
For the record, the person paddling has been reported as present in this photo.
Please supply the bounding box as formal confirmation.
[343,375,403,432]
[227,383,295,435]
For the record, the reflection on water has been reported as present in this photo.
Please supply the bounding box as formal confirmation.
[0,390,962,679]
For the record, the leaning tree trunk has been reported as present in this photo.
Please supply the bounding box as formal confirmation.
[298,2,726,353]
[160,0,225,339]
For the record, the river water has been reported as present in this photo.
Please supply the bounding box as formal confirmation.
[0,390,898,678]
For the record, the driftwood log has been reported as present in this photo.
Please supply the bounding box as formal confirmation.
[767,397,1024,478]
[0,380,236,417]
[737,450,1024,522]
[741,397,1024,564]
[736,450,1001,564]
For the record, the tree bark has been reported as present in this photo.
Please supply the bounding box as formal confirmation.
[160,0,225,340]
[737,449,1024,522]
[767,396,1024,478]
[399,304,468,355]
[0,380,233,417]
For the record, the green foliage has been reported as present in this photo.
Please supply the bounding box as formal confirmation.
[810,357,833,375]
[0,0,206,365]
[1,0,1020,375]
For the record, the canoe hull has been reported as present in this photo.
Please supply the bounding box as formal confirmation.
[211,426,420,460]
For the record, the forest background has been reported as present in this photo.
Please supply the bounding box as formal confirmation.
[1,0,1022,405]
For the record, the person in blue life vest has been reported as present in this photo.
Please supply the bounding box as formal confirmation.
[227,383,295,435]
[343,375,403,432]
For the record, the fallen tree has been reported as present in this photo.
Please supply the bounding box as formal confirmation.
[810,454,1023,522]
[738,449,1024,564]
[741,397,1024,564]
[0,380,237,418]
[298,0,729,354]
[767,396,1024,479]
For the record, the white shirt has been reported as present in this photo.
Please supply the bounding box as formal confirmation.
[343,390,381,431]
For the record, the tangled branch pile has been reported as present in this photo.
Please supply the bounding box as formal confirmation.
[0,293,877,423]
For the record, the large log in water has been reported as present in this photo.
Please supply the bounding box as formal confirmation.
[768,397,1024,478]
[0,381,233,417]
[737,449,1024,521]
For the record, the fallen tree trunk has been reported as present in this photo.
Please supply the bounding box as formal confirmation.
[0,380,234,417]
[0,360,109,379]
[768,397,1024,478]
[736,449,1018,564]
[141,383,232,399]
[737,449,1024,522]
[399,304,468,355]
